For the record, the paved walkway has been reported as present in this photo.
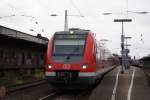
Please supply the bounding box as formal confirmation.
[89,66,150,100]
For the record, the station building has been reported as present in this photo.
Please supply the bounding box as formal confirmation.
[0,25,48,87]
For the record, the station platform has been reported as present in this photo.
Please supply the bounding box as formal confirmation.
[89,66,150,100]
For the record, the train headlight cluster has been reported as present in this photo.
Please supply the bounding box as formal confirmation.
[82,65,88,69]
[48,64,52,69]
[70,30,74,34]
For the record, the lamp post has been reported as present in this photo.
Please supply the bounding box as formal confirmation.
[114,19,132,74]
[103,10,148,73]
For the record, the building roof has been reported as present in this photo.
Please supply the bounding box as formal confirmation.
[140,55,150,61]
[0,25,48,45]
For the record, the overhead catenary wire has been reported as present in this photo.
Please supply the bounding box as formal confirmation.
[126,0,129,18]
[1,0,27,16]
[67,0,92,29]
[1,0,45,34]
[36,0,54,16]
[69,0,83,17]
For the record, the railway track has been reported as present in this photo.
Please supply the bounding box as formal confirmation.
[7,80,46,93]
[38,89,92,100]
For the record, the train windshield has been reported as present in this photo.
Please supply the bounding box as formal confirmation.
[52,34,87,62]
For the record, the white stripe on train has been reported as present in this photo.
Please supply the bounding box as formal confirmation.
[45,66,115,77]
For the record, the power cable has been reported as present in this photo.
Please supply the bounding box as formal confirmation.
[36,0,53,16]
[126,0,129,18]
[68,0,96,29]
[1,0,27,16]
[69,0,83,17]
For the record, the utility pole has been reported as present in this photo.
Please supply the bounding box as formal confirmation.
[64,10,68,31]
[114,19,132,74]
[51,10,84,31]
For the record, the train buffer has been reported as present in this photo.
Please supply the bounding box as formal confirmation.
[89,66,150,100]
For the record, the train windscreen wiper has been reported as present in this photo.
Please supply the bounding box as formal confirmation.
[66,47,79,60]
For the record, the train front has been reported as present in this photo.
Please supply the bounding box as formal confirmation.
[45,29,96,88]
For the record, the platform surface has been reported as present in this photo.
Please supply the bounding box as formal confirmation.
[89,66,150,100]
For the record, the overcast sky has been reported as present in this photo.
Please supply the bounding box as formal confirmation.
[0,0,150,59]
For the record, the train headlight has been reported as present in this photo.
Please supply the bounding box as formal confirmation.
[48,64,52,69]
[82,65,88,69]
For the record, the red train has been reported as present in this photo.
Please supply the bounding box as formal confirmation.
[45,28,119,88]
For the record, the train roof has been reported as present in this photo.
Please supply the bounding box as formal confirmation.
[55,28,91,34]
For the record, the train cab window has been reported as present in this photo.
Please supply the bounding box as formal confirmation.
[53,40,85,55]
[52,34,87,62]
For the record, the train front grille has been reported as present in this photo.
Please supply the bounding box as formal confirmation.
[55,70,78,81]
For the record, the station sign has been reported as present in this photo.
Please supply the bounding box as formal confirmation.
[114,19,132,22]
